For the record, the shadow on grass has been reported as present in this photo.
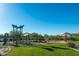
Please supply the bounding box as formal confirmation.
[51,46,68,50]
[36,45,54,51]
[42,47,54,51]
[37,45,68,52]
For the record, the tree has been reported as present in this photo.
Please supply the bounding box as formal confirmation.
[37,34,44,42]
[44,34,49,42]
[9,31,14,37]
[0,34,3,39]
[30,33,42,42]
[0,34,3,42]
[74,33,79,41]
[25,32,45,43]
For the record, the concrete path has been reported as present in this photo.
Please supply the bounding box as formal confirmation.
[0,46,11,56]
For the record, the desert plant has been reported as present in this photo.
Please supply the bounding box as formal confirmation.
[67,41,76,48]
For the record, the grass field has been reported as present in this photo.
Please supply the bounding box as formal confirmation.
[6,43,79,56]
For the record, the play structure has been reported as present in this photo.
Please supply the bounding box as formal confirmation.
[2,24,74,47]
[12,24,24,46]
[2,24,38,46]
[3,33,9,46]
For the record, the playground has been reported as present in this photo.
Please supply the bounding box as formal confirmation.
[0,24,79,56]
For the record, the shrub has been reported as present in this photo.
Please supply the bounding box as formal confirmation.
[67,41,76,48]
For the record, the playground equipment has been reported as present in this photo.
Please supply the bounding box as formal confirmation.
[3,33,9,46]
[12,24,24,46]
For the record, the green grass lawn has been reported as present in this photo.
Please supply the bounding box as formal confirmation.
[6,43,79,56]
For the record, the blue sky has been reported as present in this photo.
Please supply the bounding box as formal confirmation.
[0,3,79,35]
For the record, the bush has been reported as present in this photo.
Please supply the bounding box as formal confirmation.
[67,41,76,48]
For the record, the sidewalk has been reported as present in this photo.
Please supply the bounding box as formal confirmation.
[0,46,11,56]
